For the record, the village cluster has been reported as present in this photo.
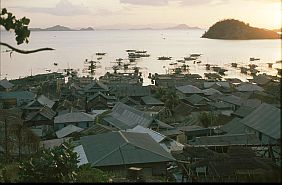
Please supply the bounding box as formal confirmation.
[0,69,281,182]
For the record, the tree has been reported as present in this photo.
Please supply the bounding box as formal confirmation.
[18,143,79,183]
[76,164,110,183]
[198,112,218,128]
[0,8,54,55]
[163,90,179,112]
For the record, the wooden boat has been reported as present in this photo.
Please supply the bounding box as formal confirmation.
[184,57,197,61]
[250,57,260,61]
[158,56,172,60]
[96,52,106,56]
[231,63,237,67]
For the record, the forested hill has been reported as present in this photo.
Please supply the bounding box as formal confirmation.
[202,19,281,40]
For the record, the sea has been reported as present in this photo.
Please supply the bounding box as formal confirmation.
[1,29,281,85]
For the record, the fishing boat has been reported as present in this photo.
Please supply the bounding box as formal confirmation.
[96,52,106,56]
[176,59,185,63]
[158,56,172,60]
[126,49,136,52]
[97,57,102,60]
[190,54,202,57]
[250,57,260,61]
[135,50,147,54]
[231,63,237,67]
[184,57,197,61]
[116,58,123,62]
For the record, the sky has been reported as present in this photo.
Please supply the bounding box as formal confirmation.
[1,0,281,29]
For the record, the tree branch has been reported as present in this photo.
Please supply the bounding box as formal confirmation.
[0,42,54,54]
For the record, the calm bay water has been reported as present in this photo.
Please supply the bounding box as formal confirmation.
[1,29,281,85]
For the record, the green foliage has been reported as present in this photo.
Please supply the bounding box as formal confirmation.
[18,143,79,183]
[0,8,30,45]
[76,164,109,183]
[202,19,280,40]
[154,87,180,112]
[198,112,218,128]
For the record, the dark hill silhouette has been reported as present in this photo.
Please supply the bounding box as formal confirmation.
[202,19,280,40]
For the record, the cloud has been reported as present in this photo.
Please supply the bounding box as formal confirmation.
[12,0,91,16]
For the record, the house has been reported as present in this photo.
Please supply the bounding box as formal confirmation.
[231,106,256,118]
[55,124,84,138]
[102,102,154,130]
[240,103,280,145]
[54,112,96,130]
[219,118,245,135]
[24,106,56,127]
[218,95,244,110]
[249,74,272,86]
[172,102,197,122]
[189,133,261,146]
[178,146,281,182]
[83,80,109,96]
[126,125,184,153]
[203,81,231,93]
[176,85,203,97]
[109,84,151,101]
[24,95,55,110]
[0,79,14,92]
[202,88,223,96]
[182,94,210,110]
[236,83,264,92]
[177,125,215,144]
[86,91,116,111]
[0,91,35,108]
[140,96,164,107]
[81,123,118,136]
[120,96,140,106]
[40,137,72,149]
[74,131,175,177]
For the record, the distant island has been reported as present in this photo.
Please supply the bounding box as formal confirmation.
[202,19,281,40]
[30,25,94,31]
[166,24,201,30]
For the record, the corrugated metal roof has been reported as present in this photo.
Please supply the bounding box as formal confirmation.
[79,131,175,167]
[191,133,260,146]
[202,88,223,96]
[103,102,153,129]
[236,83,264,92]
[184,94,208,105]
[231,106,255,118]
[37,95,55,108]
[0,91,35,101]
[220,118,245,134]
[73,145,89,167]
[141,96,164,105]
[176,85,203,94]
[204,81,230,89]
[25,106,56,121]
[219,95,243,106]
[84,80,109,92]
[240,103,281,140]
[0,79,14,89]
[55,124,84,138]
[126,125,166,143]
[54,112,95,124]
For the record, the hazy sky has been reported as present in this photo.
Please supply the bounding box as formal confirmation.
[1,0,281,29]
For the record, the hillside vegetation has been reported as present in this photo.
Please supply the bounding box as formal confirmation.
[202,19,281,40]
